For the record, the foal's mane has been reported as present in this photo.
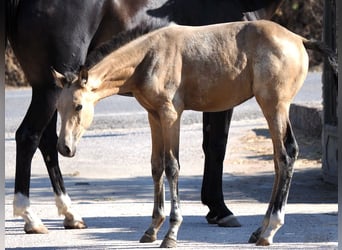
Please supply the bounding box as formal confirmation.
[85,23,167,68]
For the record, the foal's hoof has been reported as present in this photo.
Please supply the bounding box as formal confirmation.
[256,238,271,246]
[248,227,262,243]
[24,223,49,234]
[64,219,87,229]
[160,237,177,248]
[139,233,157,243]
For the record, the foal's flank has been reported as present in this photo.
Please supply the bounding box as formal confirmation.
[54,20,310,247]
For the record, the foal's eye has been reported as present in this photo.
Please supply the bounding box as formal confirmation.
[75,104,83,112]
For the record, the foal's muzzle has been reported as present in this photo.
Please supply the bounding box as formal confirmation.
[57,143,76,157]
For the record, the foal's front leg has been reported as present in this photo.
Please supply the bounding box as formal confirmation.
[159,114,183,248]
[140,113,166,243]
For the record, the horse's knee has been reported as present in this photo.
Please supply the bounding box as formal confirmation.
[210,142,227,163]
[164,157,179,180]
[15,126,40,150]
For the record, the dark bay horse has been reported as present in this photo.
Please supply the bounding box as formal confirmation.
[53,20,310,246]
[6,0,283,234]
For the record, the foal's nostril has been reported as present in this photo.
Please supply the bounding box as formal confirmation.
[64,145,71,155]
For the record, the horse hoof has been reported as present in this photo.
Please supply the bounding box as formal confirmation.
[248,227,262,243]
[248,233,258,243]
[256,238,271,246]
[140,233,156,243]
[217,215,241,227]
[24,223,49,234]
[64,219,87,229]
[205,211,218,224]
[160,237,177,248]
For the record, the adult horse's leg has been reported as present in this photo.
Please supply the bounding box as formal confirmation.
[13,86,85,233]
[10,0,103,232]
[13,86,60,233]
[201,110,241,227]
[38,110,86,230]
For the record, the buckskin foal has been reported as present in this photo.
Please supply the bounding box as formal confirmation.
[8,0,284,233]
[54,20,310,247]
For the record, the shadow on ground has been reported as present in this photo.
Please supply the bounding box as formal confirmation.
[5,165,337,205]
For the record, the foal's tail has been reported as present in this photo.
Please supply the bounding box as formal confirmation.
[302,39,338,76]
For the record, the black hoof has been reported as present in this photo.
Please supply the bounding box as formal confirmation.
[217,215,241,227]
[205,211,218,224]
[248,227,262,243]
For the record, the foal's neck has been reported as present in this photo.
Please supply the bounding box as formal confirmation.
[89,38,150,100]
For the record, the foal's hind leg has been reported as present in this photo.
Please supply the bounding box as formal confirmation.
[249,103,298,245]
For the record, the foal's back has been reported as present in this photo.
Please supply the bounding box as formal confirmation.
[149,20,309,112]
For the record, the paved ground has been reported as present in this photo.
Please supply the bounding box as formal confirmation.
[5,120,338,249]
[4,72,338,249]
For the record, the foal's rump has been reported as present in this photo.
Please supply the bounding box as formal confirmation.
[248,21,309,105]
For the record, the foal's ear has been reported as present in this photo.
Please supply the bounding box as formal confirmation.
[51,68,66,89]
[78,65,88,88]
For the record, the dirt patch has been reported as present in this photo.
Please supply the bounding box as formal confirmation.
[229,127,322,170]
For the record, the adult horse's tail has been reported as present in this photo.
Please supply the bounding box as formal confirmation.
[6,0,20,47]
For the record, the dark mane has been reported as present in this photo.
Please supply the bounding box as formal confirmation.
[85,23,167,68]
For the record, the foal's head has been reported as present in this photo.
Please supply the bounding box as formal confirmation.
[52,67,95,157]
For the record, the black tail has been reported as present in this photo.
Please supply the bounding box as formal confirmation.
[6,0,20,47]
[303,39,338,76]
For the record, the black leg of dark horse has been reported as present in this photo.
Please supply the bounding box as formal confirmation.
[201,109,241,227]
[13,86,57,233]
[39,110,87,229]
[38,111,65,195]
[13,86,85,233]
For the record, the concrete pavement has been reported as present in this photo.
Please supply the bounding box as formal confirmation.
[5,121,338,249]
